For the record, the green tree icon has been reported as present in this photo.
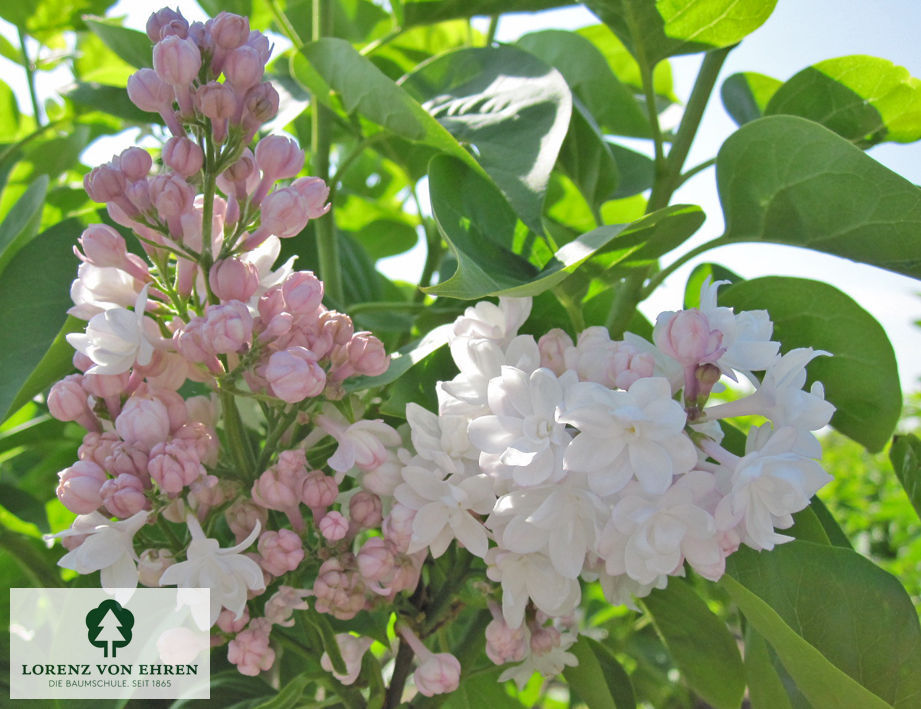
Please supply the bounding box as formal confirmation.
[86,599,134,658]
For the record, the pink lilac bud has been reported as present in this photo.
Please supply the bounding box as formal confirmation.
[104,441,150,478]
[346,332,389,377]
[312,556,365,620]
[101,473,150,518]
[174,319,217,367]
[293,177,331,219]
[319,511,349,542]
[241,82,279,132]
[252,135,304,204]
[226,499,269,544]
[227,618,275,676]
[264,586,310,627]
[118,147,153,181]
[539,328,574,376]
[210,258,259,302]
[82,370,130,400]
[115,396,171,451]
[127,68,174,112]
[138,548,174,587]
[73,352,94,372]
[654,309,725,369]
[78,431,119,467]
[357,537,395,584]
[219,150,257,194]
[258,529,305,577]
[77,224,128,269]
[260,186,310,238]
[265,347,326,403]
[48,374,90,422]
[56,461,107,514]
[349,491,382,531]
[195,80,236,142]
[174,422,220,466]
[84,163,126,204]
[281,271,323,314]
[383,503,416,553]
[148,439,204,494]
[361,450,403,497]
[224,45,263,91]
[153,35,201,86]
[398,626,461,697]
[610,341,655,390]
[201,301,253,354]
[211,12,250,50]
[485,613,529,665]
[301,471,338,511]
[251,460,307,532]
[146,8,188,42]
[245,30,272,63]
[124,179,154,215]
[149,173,194,219]
[320,634,373,686]
[217,606,250,634]
[529,625,562,655]
[162,136,203,178]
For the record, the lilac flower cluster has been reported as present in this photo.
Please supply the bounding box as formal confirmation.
[393,288,834,686]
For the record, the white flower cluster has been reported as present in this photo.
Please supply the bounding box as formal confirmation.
[395,282,835,646]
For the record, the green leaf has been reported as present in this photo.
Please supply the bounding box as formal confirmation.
[302,610,346,675]
[564,636,635,709]
[717,115,921,280]
[723,541,921,708]
[577,24,674,99]
[4,316,84,421]
[251,674,311,709]
[440,668,523,708]
[0,482,49,532]
[401,0,568,26]
[351,219,418,260]
[765,56,921,147]
[427,155,657,299]
[889,434,921,521]
[0,221,78,422]
[84,16,152,69]
[609,142,654,198]
[583,0,777,65]
[809,496,852,548]
[743,625,794,709]
[720,276,900,452]
[66,82,157,123]
[402,46,572,231]
[516,29,649,137]
[721,71,782,126]
[292,38,478,177]
[558,101,621,209]
[0,174,47,277]
[641,578,744,709]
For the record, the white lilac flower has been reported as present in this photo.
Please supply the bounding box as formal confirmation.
[468,367,575,487]
[485,548,582,628]
[451,296,531,346]
[560,377,697,496]
[597,472,725,585]
[68,262,141,320]
[713,424,832,551]
[159,515,265,626]
[394,465,495,559]
[54,510,149,589]
[497,630,579,690]
[439,334,541,418]
[405,402,476,476]
[318,414,402,476]
[66,285,157,375]
[594,565,668,611]
[699,278,780,380]
[488,475,606,579]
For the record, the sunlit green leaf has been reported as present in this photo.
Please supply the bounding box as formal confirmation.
[577,24,674,98]
[766,56,921,147]
[66,82,157,124]
[0,175,47,277]
[402,45,572,231]
[583,0,776,65]
[724,541,921,709]
[718,115,921,280]
[84,16,152,69]
[402,0,567,26]
[516,29,649,137]
[743,625,795,709]
[609,142,654,198]
[720,276,900,452]
[557,102,620,211]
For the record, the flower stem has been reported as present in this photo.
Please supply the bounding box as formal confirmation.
[219,387,256,479]
[18,28,42,126]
